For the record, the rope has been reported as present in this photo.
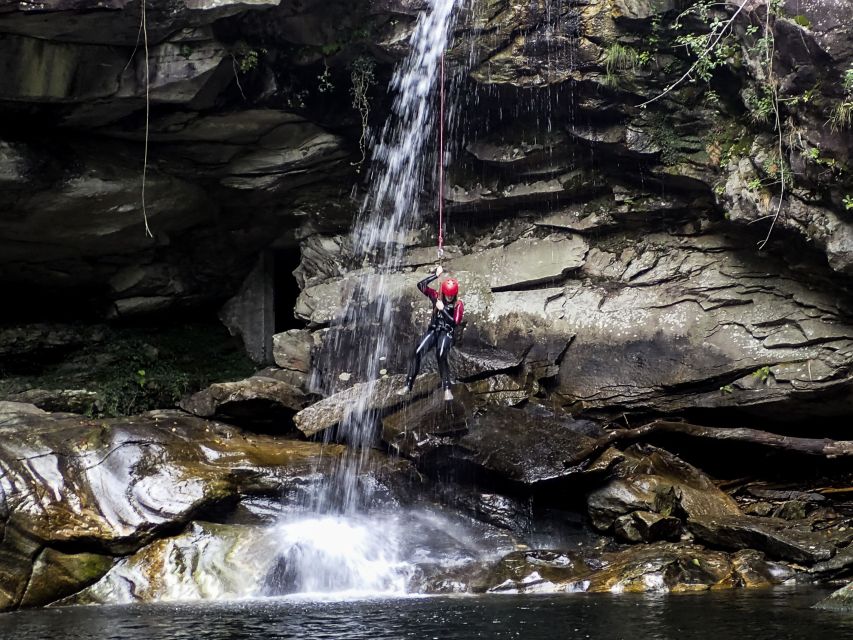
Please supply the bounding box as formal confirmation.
[437,51,445,261]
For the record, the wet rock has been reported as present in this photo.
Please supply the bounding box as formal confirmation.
[774,500,810,521]
[688,515,836,565]
[587,445,741,532]
[3,388,99,414]
[0,401,53,426]
[403,405,598,484]
[575,544,739,594]
[64,522,275,605]
[179,375,314,429]
[0,405,409,610]
[486,549,587,593]
[483,543,793,594]
[273,329,314,374]
[814,581,853,613]
[293,373,442,437]
[382,386,473,461]
[301,222,853,422]
[613,510,681,543]
[731,549,795,588]
[447,235,588,290]
[744,502,776,517]
[469,493,532,533]
[746,487,828,504]
[465,373,531,406]
[20,549,114,608]
[810,548,853,582]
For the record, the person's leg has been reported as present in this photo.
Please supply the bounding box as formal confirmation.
[436,332,454,399]
[404,330,436,389]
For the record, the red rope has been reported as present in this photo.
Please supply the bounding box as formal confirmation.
[437,51,445,259]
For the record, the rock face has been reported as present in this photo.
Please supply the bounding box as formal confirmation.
[3,0,853,613]
[483,543,794,594]
[65,521,276,605]
[0,402,412,611]
[2,0,852,426]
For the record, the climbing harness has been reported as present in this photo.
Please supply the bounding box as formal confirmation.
[437,51,446,261]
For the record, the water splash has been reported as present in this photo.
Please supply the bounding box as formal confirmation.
[274,0,463,596]
[264,516,415,598]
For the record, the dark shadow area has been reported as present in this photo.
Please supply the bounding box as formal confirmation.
[274,247,303,333]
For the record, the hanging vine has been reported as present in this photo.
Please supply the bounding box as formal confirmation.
[349,56,376,173]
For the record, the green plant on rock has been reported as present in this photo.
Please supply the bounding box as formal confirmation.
[743,86,775,124]
[792,14,811,28]
[350,55,377,173]
[603,43,640,87]
[843,195,853,211]
[830,101,853,132]
[317,61,335,93]
[720,384,734,394]
[232,41,265,74]
[639,0,795,250]
[752,366,771,383]
[829,66,853,131]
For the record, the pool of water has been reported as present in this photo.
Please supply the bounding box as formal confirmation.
[1,588,851,640]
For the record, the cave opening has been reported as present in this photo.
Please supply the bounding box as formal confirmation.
[273,247,303,334]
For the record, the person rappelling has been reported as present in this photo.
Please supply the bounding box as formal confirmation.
[398,265,464,401]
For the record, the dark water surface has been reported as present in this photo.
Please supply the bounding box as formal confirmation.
[1,589,851,640]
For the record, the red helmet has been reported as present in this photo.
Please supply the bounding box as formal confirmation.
[441,278,459,299]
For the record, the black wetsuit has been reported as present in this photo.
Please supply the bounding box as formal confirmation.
[405,273,465,390]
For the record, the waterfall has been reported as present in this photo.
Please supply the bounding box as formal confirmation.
[266,0,464,597]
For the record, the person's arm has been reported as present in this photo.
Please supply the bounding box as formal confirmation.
[453,300,464,325]
[417,266,442,301]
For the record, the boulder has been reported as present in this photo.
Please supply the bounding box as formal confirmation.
[688,515,838,565]
[383,402,599,484]
[587,445,742,532]
[273,329,314,373]
[20,549,115,608]
[293,373,442,437]
[179,375,314,429]
[64,522,275,605]
[0,405,411,610]
[613,510,681,543]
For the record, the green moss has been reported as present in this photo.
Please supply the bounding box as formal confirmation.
[1,323,255,418]
[792,15,811,28]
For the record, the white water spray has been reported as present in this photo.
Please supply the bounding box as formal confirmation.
[272,0,463,596]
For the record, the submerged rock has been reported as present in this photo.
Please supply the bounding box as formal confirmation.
[815,581,853,613]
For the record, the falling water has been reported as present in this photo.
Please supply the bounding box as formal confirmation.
[268,0,465,597]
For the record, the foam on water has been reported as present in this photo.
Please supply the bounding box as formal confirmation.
[267,516,415,598]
